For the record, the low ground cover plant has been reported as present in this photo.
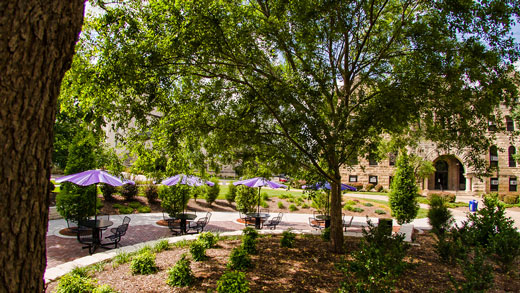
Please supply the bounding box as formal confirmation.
[190,240,207,261]
[228,247,252,270]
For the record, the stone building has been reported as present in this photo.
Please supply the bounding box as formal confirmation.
[341,108,520,196]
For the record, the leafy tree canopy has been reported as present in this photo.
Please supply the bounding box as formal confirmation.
[61,0,520,250]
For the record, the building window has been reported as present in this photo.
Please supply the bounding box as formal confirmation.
[509,146,516,167]
[349,175,358,182]
[490,146,498,168]
[369,176,378,184]
[506,116,515,131]
[510,177,517,192]
[389,153,396,166]
[490,177,499,191]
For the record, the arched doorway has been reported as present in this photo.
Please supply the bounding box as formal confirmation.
[430,156,466,191]
[435,160,448,190]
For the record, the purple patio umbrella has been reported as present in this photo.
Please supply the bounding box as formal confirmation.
[161,174,215,187]
[302,181,356,215]
[55,169,124,221]
[233,177,287,214]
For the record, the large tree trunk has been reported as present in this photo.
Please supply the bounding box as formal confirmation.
[0,1,84,291]
[329,171,344,253]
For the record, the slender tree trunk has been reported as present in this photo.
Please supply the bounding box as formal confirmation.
[0,1,84,291]
[329,170,344,253]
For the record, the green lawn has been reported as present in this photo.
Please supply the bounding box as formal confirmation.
[216,184,304,200]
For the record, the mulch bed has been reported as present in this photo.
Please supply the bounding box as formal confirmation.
[45,233,520,292]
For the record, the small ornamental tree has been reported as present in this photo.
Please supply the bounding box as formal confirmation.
[205,178,220,206]
[389,151,419,224]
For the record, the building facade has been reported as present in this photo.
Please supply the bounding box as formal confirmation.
[341,110,520,196]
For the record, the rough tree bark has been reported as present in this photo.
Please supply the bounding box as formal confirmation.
[0,1,84,291]
[329,172,344,253]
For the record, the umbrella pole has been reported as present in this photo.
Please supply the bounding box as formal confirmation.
[94,184,98,222]
[257,187,261,214]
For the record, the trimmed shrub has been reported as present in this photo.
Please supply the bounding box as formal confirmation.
[374,209,387,215]
[365,183,374,191]
[159,185,190,216]
[189,240,207,261]
[137,206,151,213]
[226,182,237,204]
[93,285,118,293]
[261,192,269,201]
[289,204,298,211]
[118,206,134,214]
[427,192,456,203]
[374,184,384,192]
[503,194,519,204]
[242,227,259,239]
[281,230,296,248]
[120,183,138,200]
[260,200,269,208]
[235,185,257,213]
[166,254,194,287]
[302,203,310,209]
[228,247,252,270]
[153,239,170,252]
[363,202,373,207]
[242,235,257,254]
[217,270,250,293]
[344,205,354,211]
[349,182,363,190]
[337,221,409,292]
[427,195,454,237]
[130,250,158,275]
[352,207,364,213]
[144,185,159,203]
[191,185,205,202]
[205,178,220,206]
[198,232,218,249]
[128,201,142,209]
[56,184,97,222]
[389,151,419,224]
[497,193,506,201]
[100,183,117,201]
[277,201,285,209]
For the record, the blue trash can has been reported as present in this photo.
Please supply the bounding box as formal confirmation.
[469,200,478,212]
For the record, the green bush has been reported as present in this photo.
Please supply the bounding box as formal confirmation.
[365,183,374,191]
[363,202,373,207]
[278,193,290,199]
[100,184,117,201]
[352,207,364,213]
[191,185,205,202]
[226,182,237,204]
[374,209,387,215]
[137,206,151,213]
[389,151,419,224]
[310,190,328,214]
[198,232,219,249]
[153,239,170,252]
[56,184,97,222]
[277,201,285,209]
[128,201,142,209]
[427,195,454,237]
[205,178,220,206]
[281,230,296,248]
[159,185,191,216]
[374,184,384,192]
[337,221,409,292]
[55,272,96,293]
[112,251,131,268]
[118,206,134,214]
[302,203,310,209]
[321,227,330,241]
[190,240,207,261]
[120,184,138,200]
[261,192,269,201]
[242,227,259,239]
[166,254,194,287]
[427,192,456,203]
[241,235,257,254]
[503,194,519,204]
[289,204,298,211]
[260,200,269,208]
[345,199,357,205]
[92,284,118,293]
[228,247,252,270]
[144,185,159,203]
[344,205,354,211]
[217,270,250,293]
[130,250,158,275]
[235,185,257,213]
[349,182,363,190]
[449,246,494,292]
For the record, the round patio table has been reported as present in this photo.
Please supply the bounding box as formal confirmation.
[315,215,331,228]
[79,219,113,253]
[246,213,270,229]
[171,213,197,234]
